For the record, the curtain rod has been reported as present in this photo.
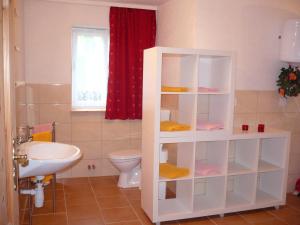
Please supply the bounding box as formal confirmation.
[44,0,158,10]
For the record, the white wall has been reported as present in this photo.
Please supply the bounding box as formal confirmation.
[157,0,300,90]
[24,0,109,84]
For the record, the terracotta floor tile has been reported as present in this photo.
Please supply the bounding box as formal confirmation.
[43,189,64,201]
[93,186,124,197]
[68,217,105,225]
[272,214,300,225]
[101,207,138,223]
[90,176,117,187]
[97,195,129,209]
[239,210,275,223]
[122,188,141,201]
[107,221,143,225]
[250,218,288,225]
[44,180,64,190]
[268,205,300,218]
[178,217,213,225]
[67,204,101,220]
[66,194,97,206]
[65,191,94,200]
[64,182,92,194]
[32,200,65,215]
[63,177,89,184]
[211,214,248,225]
[31,213,67,225]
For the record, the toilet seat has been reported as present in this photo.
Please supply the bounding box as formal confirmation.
[109,150,141,160]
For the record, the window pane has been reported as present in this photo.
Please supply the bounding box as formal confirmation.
[72,27,109,110]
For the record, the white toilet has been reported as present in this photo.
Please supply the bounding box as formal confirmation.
[109,150,141,188]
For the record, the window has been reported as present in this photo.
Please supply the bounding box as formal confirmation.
[72,27,109,110]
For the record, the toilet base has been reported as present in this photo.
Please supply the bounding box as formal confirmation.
[117,165,141,188]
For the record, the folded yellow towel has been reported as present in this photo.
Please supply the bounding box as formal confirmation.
[160,121,191,131]
[31,175,53,185]
[32,131,52,142]
[161,86,189,92]
[160,163,189,179]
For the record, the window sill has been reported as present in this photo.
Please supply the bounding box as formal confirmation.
[71,108,106,112]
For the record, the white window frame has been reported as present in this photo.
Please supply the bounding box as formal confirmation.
[71,27,109,111]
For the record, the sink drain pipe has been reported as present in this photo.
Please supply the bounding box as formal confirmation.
[20,176,45,208]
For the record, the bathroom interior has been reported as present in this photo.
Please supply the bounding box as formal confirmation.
[1,0,300,225]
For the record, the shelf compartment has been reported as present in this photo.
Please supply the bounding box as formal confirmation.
[258,160,281,172]
[193,177,226,211]
[259,138,286,169]
[228,139,259,175]
[197,56,231,93]
[196,94,231,133]
[256,171,284,204]
[195,141,228,177]
[161,53,197,92]
[160,94,196,137]
[159,142,194,181]
[226,174,256,209]
[158,180,193,217]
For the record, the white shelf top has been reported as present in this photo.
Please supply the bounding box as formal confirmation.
[226,192,251,208]
[159,176,193,182]
[197,91,229,95]
[256,190,280,205]
[194,195,224,211]
[194,173,225,179]
[258,160,281,172]
[161,92,195,95]
[228,162,255,175]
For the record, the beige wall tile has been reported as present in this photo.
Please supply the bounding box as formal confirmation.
[39,84,71,104]
[26,104,40,126]
[56,167,72,178]
[161,94,178,110]
[235,90,258,113]
[26,83,40,104]
[15,84,26,104]
[72,122,102,141]
[129,138,142,150]
[102,140,131,158]
[101,159,119,176]
[71,141,102,160]
[71,159,102,177]
[55,123,71,142]
[129,120,142,139]
[257,91,282,113]
[16,104,27,127]
[39,104,71,123]
[233,113,258,130]
[71,111,104,123]
[290,134,300,154]
[102,120,130,140]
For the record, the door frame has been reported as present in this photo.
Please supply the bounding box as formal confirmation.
[2,0,19,224]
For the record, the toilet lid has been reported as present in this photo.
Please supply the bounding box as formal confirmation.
[109,150,141,160]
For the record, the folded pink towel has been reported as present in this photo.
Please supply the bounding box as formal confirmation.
[197,121,224,130]
[198,87,219,92]
[32,123,53,134]
[195,161,221,176]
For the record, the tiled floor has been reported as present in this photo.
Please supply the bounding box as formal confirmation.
[19,176,300,225]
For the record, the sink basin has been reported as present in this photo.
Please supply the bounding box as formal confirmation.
[18,141,82,178]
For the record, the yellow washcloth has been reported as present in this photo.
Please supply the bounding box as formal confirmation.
[161,86,189,92]
[160,121,191,131]
[160,163,189,179]
[32,131,52,142]
[31,175,53,185]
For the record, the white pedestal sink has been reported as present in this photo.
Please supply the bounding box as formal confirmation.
[18,141,82,178]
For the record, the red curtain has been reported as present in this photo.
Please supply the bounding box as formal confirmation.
[105,7,156,120]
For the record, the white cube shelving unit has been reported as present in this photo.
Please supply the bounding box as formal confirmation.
[142,47,290,224]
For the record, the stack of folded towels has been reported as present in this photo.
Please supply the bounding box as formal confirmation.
[161,86,189,92]
[160,163,189,179]
[160,121,191,131]
[195,160,221,176]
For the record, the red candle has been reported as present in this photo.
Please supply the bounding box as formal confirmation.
[242,124,249,131]
[258,124,265,132]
